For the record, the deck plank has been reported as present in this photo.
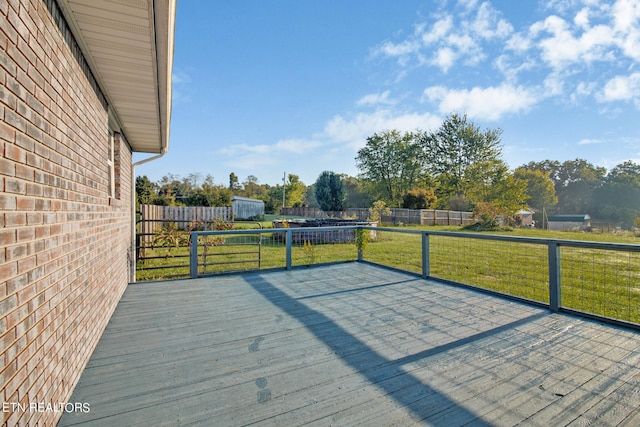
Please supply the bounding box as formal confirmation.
[58,263,640,426]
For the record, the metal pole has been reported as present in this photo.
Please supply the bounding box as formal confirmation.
[190,232,199,279]
[548,241,561,312]
[422,232,430,279]
[286,229,292,270]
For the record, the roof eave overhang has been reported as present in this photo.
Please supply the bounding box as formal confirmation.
[56,0,176,154]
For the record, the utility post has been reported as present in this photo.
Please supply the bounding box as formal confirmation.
[282,171,286,208]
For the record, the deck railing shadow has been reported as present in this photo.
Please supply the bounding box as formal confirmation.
[190,226,640,330]
[243,273,554,425]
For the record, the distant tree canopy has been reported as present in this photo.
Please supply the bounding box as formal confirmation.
[314,171,344,211]
[354,113,527,220]
[522,158,640,228]
[422,113,503,201]
[355,129,427,207]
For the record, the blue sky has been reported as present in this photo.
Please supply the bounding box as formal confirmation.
[135,0,640,187]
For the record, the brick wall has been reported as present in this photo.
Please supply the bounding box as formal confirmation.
[1,1,133,425]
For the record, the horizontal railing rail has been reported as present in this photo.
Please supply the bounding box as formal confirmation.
[189,226,640,329]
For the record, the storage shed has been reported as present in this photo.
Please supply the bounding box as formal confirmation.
[516,210,535,227]
[547,214,591,231]
[232,196,265,220]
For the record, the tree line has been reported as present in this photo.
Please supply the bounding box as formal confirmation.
[136,113,640,229]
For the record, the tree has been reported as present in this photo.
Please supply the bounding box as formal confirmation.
[135,175,155,206]
[342,175,373,208]
[594,161,640,228]
[402,188,437,209]
[355,130,427,207]
[241,175,270,200]
[422,113,503,201]
[526,159,605,214]
[464,159,529,216]
[269,174,307,210]
[513,167,557,210]
[314,171,344,211]
[229,172,240,191]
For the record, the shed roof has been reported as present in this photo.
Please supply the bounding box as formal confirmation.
[57,0,176,154]
[547,214,591,222]
[231,196,265,204]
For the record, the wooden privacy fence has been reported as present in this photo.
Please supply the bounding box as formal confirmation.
[281,207,474,226]
[139,204,233,244]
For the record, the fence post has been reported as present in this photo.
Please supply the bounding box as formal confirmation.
[286,229,292,270]
[548,241,561,312]
[422,232,430,279]
[190,232,199,278]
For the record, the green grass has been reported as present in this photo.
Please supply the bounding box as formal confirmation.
[136,225,640,324]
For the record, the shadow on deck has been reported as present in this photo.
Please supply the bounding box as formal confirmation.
[59,263,640,426]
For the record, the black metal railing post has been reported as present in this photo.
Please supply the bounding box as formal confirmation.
[422,232,430,279]
[548,241,561,312]
[286,229,292,270]
[190,232,199,279]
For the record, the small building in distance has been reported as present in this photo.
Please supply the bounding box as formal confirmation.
[516,209,535,227]
[547,214,592,231]
[232,196,265,220]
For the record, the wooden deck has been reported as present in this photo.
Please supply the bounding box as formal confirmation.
[58,263,640,426]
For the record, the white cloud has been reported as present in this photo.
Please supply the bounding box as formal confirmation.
[323,109,441,148]
[374,2,512,73]
[600,72,640,104]
[422,15,454,44]
[423,83,539,121]
[469,2,514,39]
[611,0,640,33]
[578,138,605,145]
[570,81,597,101]
[356,90,395,106]
[574,7,590,29]
[376,39,421,58]
[221,139,322,157]
[433,47,457,72]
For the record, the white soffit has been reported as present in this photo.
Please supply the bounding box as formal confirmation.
[58,0,176,153]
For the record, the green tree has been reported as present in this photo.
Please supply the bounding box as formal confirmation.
[241,175,270,200]
[269,174,307,210]
[422,113,502,201]
[402,188,437,209]
[135,175,156,207]
[594,161,640,228]
[464,159,529,216]
[314,171,344,211]
[229,172,240,191]
[355,130,427,206]
[513,167,557,210]
[342,176,373,208]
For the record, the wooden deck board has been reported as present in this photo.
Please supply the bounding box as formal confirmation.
[58,263,640,426]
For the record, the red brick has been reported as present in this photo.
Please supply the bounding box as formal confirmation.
[0,193,17,209]
[0,292,18,317]
[4,142,26,163]
[16,226,34,241]
[4,177,26,194]
[0,119,16,142]
[4,212,26,226]
[0,157,16,175]
[15,163,33,181]
[0,229,16,245]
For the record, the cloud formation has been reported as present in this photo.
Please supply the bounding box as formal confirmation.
[372,0,640,122]
[423,84,538,121]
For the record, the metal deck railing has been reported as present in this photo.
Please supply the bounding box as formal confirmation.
[188,226,640,329]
